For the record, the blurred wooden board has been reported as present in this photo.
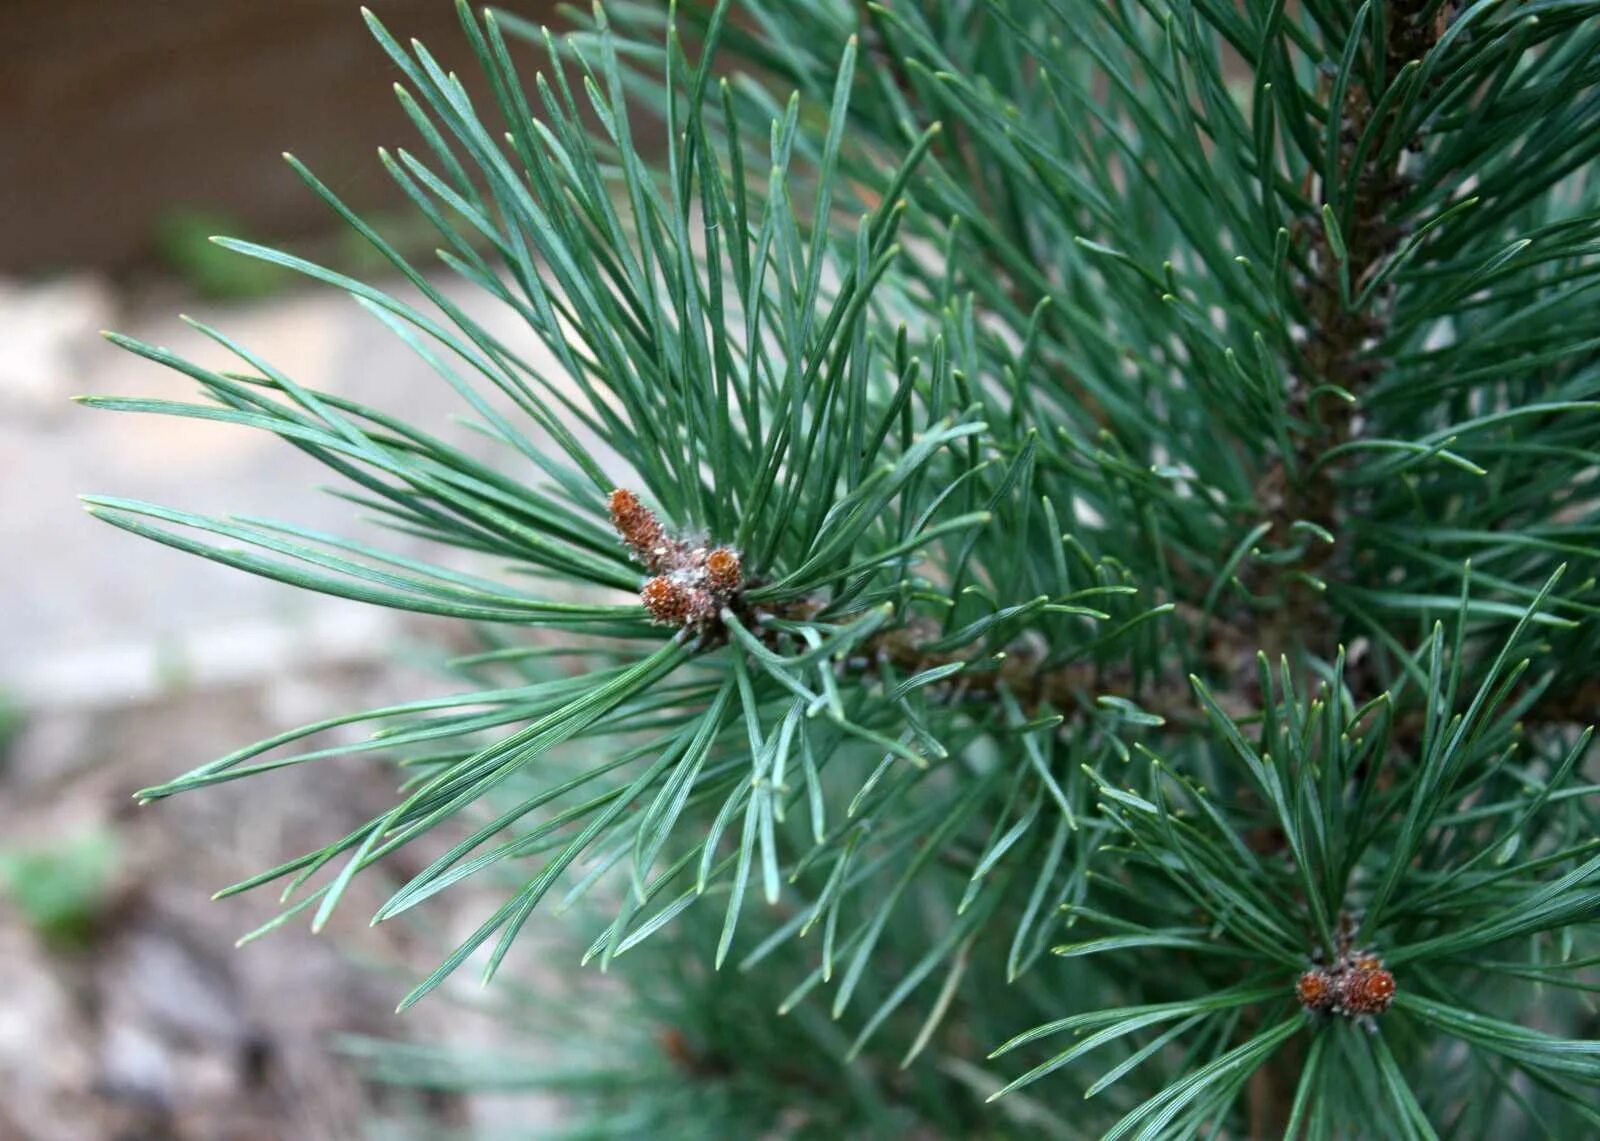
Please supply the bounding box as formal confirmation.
[0,0,558,274]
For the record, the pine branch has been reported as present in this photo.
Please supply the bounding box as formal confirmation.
[78,0,1599,1134]
[1265,1,1450,663]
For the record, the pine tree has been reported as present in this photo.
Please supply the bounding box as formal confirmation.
[82,1,1600,1136]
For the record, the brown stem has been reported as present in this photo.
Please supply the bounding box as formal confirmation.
[842,602,1261,729]
[1259,2,1448,666]
[1252,7,1449,1133]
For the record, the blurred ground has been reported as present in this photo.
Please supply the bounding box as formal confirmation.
[0,667,447,1141]
[0,270,590,1140]
[3,6,625,1137]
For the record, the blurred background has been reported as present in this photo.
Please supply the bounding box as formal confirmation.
[1,3,580,1137]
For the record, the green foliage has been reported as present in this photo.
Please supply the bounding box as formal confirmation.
[0,830,118,948]
[0,690,23,767]
[991,593,1600,1136]
[344,895,1072,1139]
[81,0,1598,1136]
[155,209,294,299]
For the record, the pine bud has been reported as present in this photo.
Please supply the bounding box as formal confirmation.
[614,490,741,630]
[609,488,671,571]
[1295,968,1338,1013]
[1340,966,1396,1015]
[704,547,742,596]
[1297,946,1396,1018]
[641,576,716,627]
[641,576,691,625]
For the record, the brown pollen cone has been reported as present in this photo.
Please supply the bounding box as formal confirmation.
[704,547,742,596]
[641,576,691,625]
[609,488,669,570]
[1340,967,1396,1015]
[1295,968,1337,1013]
